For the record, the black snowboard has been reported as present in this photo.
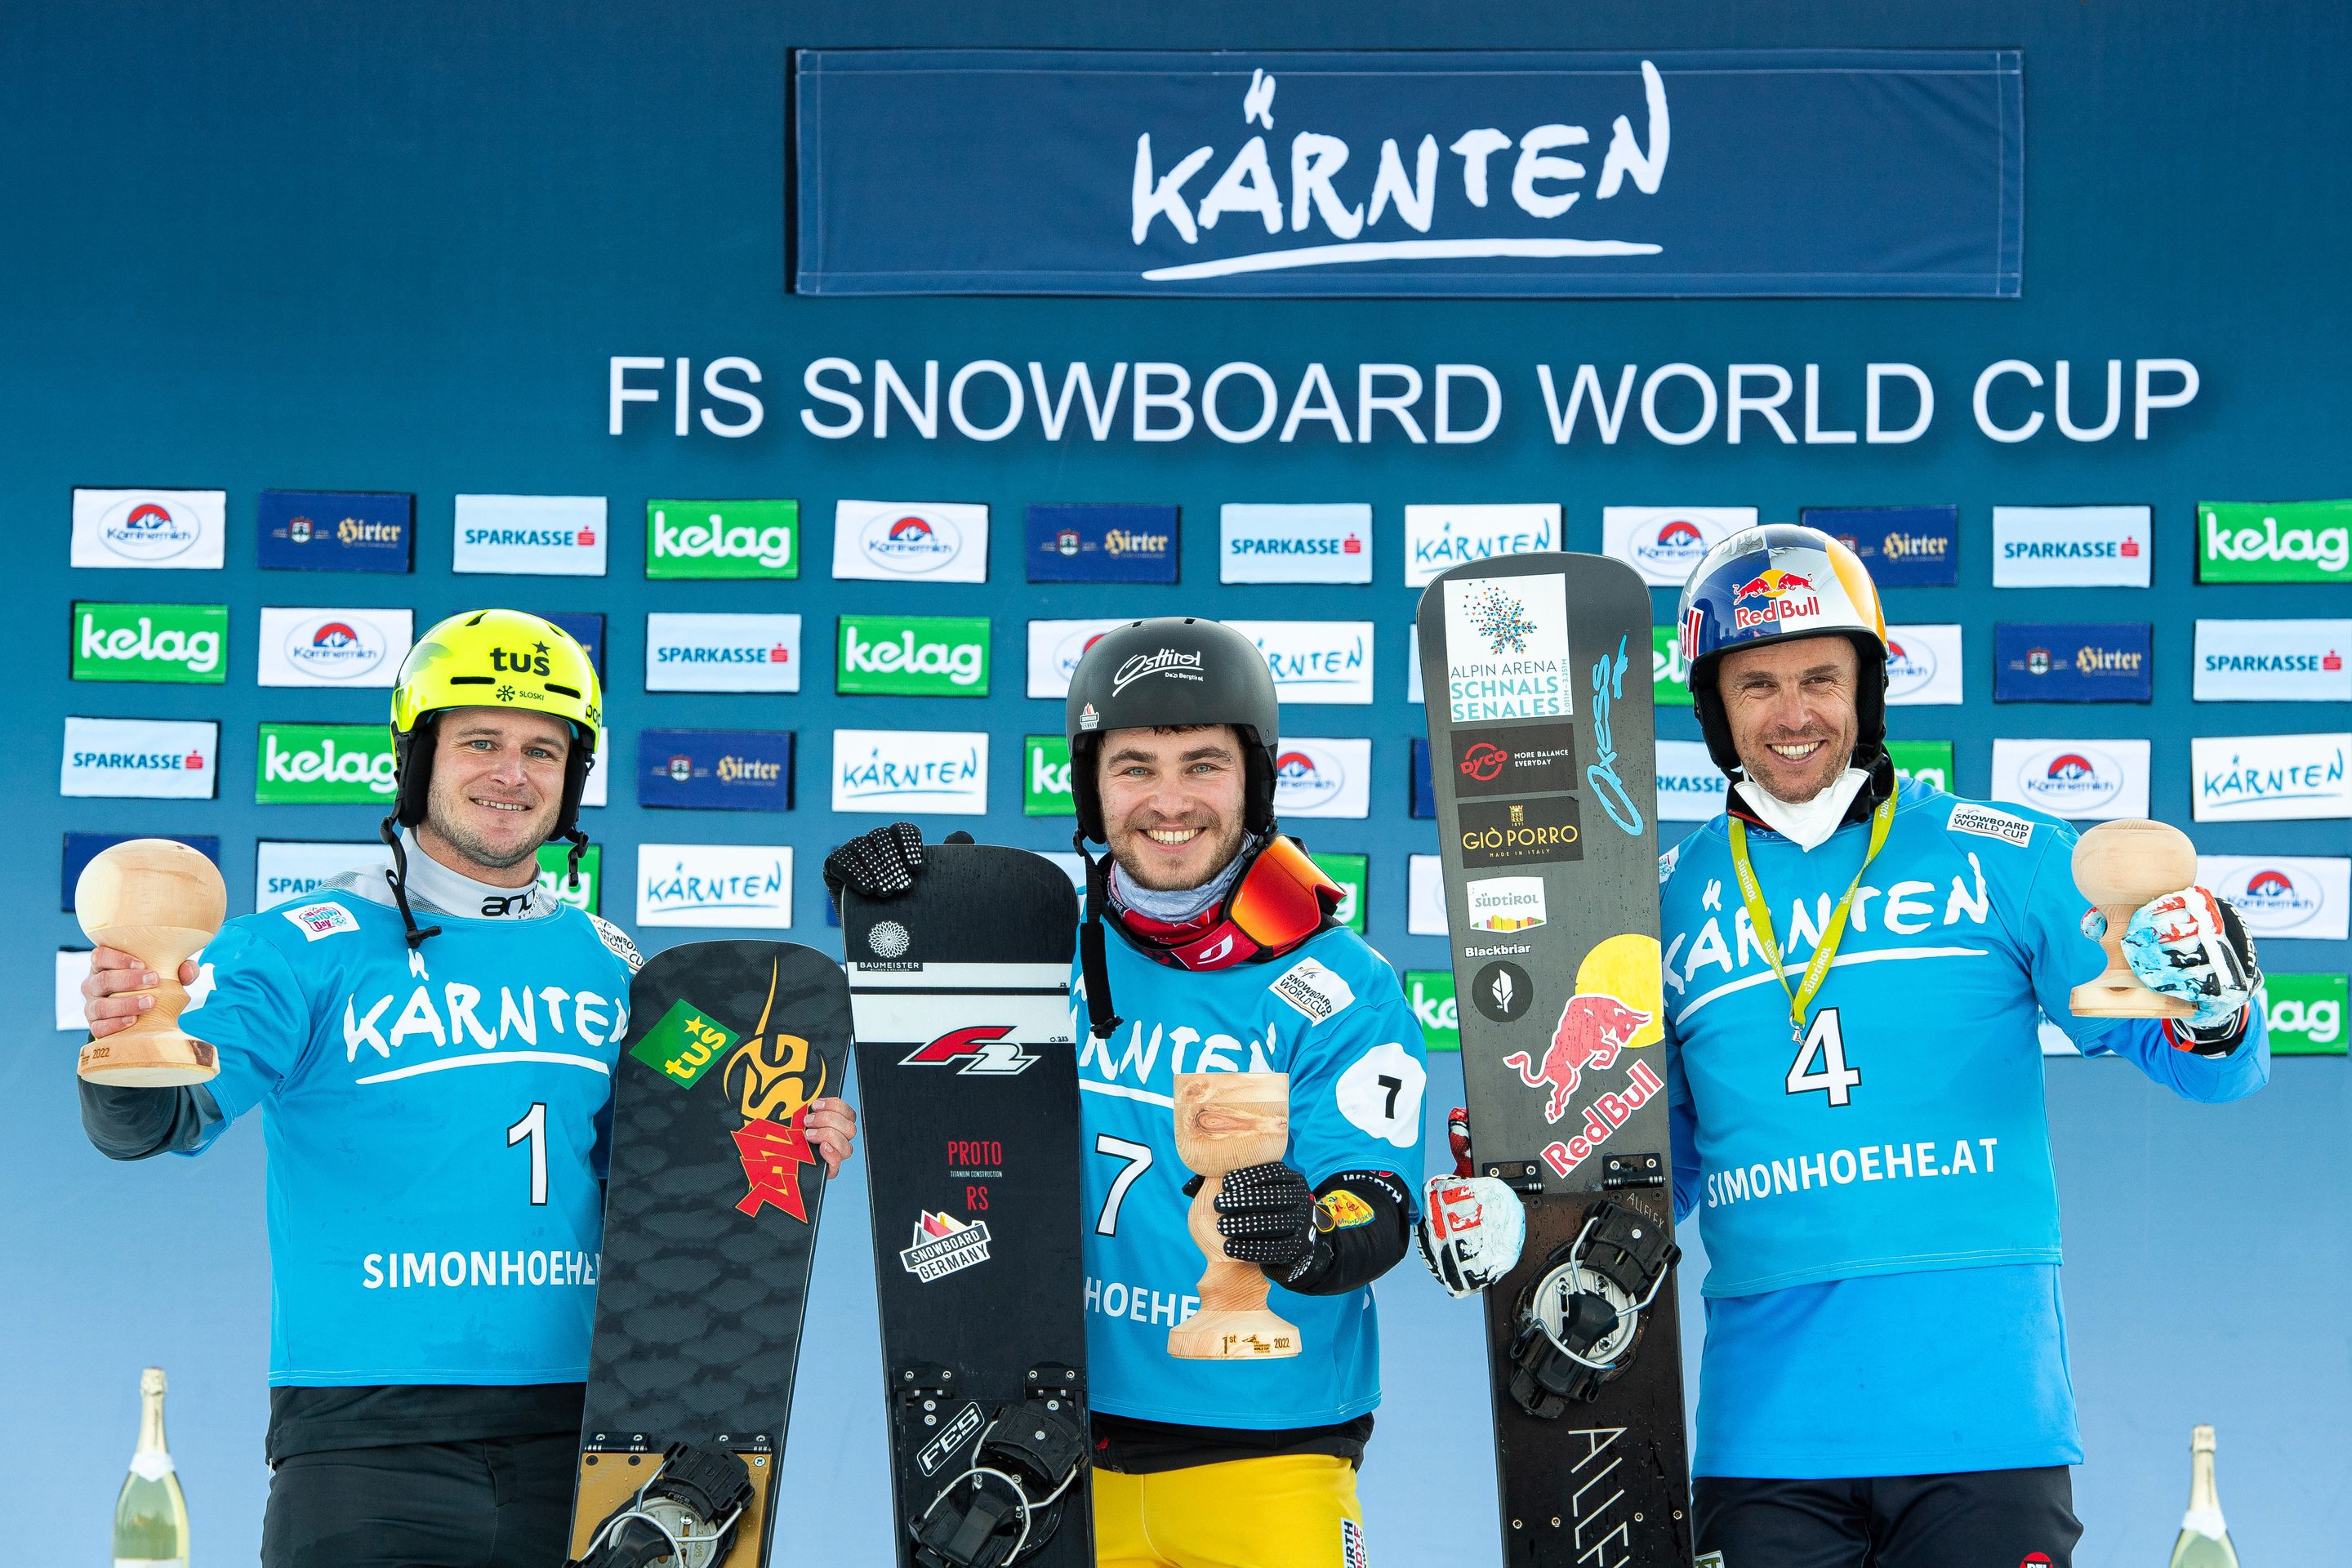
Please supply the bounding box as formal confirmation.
[845,843,1092,1568]
[1415,554,1692,1568]
[567,940,854,1567]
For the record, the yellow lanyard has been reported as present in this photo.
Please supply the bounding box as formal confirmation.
[1726,794,1896,1042]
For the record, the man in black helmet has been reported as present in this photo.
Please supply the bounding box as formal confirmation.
[829,617,1428,1568]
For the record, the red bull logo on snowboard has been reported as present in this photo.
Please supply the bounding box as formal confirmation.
[1503,991,1653,1123]
[1539,1058,1667,1177]
[1730,567,1823,630]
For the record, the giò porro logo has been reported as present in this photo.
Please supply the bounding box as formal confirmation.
[256,724,399,804]
[646,499,799,579]
[835,615,991,696]
[70,603,227,683]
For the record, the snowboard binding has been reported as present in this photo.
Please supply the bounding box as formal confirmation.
[569,1441,754,1568]
[1507,1199,1680,1419]
[910,1374,1089,1568]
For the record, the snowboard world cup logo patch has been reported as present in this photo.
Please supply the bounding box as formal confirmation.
[720,960,829,1223]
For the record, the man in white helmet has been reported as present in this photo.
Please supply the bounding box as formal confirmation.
[1658,526,2268,1566]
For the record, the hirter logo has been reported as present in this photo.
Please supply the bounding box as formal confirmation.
[1655,519,1704,548]
[900,1024,1039,1076]
[1056,528,1080,555]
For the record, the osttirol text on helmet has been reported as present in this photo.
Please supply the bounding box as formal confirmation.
[388,608,604,842]
[1062,617,1281,843]
[1674,524,1891,777]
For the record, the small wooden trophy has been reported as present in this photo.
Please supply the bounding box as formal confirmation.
[75,839,226,1085]
[2069,818,2197,1020]
[1169,1071,1301,1361]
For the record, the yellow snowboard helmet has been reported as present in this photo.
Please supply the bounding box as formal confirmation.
[387,608,603,842]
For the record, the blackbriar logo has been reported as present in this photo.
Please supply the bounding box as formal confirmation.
[72,604,226,682]
[256,724,399,804]
[837,615,989,695]
[647,500,799,578]
[1111,646,1205,693]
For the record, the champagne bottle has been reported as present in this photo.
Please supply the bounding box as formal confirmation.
[2167,1423,2238,1568]
[112,1367,189,1568]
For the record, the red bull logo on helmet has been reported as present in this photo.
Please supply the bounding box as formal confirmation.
[1730,566,1824,630]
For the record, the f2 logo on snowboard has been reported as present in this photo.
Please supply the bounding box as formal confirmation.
[900,1024,1038,1076]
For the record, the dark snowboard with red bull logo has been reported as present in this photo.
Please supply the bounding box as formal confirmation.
[847,843,1094,1568]
[566,940,855,1567]
[1417,553,1692,1568]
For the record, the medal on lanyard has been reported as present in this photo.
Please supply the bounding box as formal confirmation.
[1727,794,1896,1045]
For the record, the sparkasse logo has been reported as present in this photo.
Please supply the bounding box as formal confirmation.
[644,613,802,693]
[1218,503,1372,584]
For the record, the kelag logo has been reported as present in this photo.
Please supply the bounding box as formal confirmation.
[1602,506,1754,587]
[2200,856,2347,942]
[1312,852,1367,933]
[2189,733,2352,823]
[72,488,226,570]
[1650,626,1691,706]
[256,723,399,804]
[1026,503,1178,583]
[644,612,801,693]
[60,717,219,800]
[833,500,988,582]
[1993,623,2151,703]
[2261,973,2347,1056]
[70,603,226,684]
[1404,970,1458,1053]
[1271,737,1370,818]
[534,841,602,914]
[1800,505,1958,587]
[1225,619,1374,705]
[646,499,799,579]
[837,614,990,696]
[2197,500,2352,583]
[2192,619,2351,703]
[1402,505,1557,589]
[256,490,413,573]
[1023,735,1074,816]
[635,844,795,929]
[1452,722,1577,799]
[832,729,989,815]
[1218,503,1371,585]
[636,728,795,812]
[1025,618,1124,699]
[257,608,412,688]
[1990,739,2149,821]
[451,494,607,577]
[1989,506,2150,588]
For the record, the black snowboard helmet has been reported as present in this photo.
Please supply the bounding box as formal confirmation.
[1063,617,1281,844]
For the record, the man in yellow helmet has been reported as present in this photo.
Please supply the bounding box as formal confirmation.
[79,610,858,1568]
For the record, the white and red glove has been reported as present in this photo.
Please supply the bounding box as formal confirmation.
[2087,884,2262,1053]
[1414,1107,1526,1298]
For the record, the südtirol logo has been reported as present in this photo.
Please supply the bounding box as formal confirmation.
[646,499,799,579]
[2198,500,2352,583]
[1650,625,1691,706]
[71,603,226,683]
[256,724,399,804]
[1465,875,1547,933]
[630,998,740,1090]
[836,614,990,696]
[1024,734,1074,816]
[1441,574,1573,723]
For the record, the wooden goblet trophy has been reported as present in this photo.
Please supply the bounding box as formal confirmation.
[2069,818,2197,1020]
[1168,1071,1301,1361]
[75,839,226,1085]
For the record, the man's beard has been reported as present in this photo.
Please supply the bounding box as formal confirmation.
[425,791,553,871]
[1109,816,1250,891]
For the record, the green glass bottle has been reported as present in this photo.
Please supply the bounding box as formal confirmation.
[2167,1423,2239,1568]
[111,1367,189,1568]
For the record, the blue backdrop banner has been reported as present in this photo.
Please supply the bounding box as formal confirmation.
[793,48,2024,297]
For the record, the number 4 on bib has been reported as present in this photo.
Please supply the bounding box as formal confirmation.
[1785,1009,1863,1107]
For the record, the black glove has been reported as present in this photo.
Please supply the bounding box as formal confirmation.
[822,822,925,902]
[1213,1161,1327,1285]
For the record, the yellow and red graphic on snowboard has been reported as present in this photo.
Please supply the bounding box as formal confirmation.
[720,960,830,1223]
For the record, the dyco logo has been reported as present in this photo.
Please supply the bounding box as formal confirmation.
[1111,647,1205,692]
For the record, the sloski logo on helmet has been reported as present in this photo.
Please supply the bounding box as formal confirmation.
[898,1024,1038,1076]
[1111,646,1205,692]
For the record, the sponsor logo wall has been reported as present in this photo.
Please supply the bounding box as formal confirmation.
[1026,503,1178,583]
[637,729,796,811]
[2189,733,2351,822]
[1219,503,1371,584]
[61,718,217,799]
[1801,505,1959,586]
[452,494,606,576]
[1402,505,1558,588]
[837,614,990,696]
[636,844,794,928]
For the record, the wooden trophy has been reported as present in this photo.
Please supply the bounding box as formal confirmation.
[2069,818,2197,1020]
[1169,1071,1302,1361]
[75,839,226,1085]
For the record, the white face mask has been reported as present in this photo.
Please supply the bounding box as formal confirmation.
[1734,767,1873,852]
